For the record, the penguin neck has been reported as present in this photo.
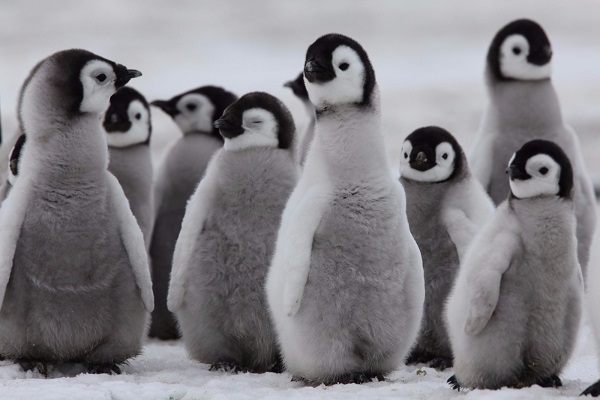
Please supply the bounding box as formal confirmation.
[485,69,563,129]
[313,102,390,183]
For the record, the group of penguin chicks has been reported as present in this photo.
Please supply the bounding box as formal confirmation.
[0,17,599,396]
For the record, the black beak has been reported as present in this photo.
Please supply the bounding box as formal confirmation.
[527,45,553,66]
[103,112,131,132]
[506,165,530,180]
[213,116,242,139]
[151,100,179,117]
[115,65,142,88]
[410,151,434,172]
[304,58,334,83]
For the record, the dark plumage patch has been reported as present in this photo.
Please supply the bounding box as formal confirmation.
[284,72,309,101]
[104,87,151,144]
[487,19,552,81]
[304,33,376,107]
[9,134,26,177]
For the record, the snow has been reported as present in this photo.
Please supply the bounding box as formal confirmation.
[1,0,600,398]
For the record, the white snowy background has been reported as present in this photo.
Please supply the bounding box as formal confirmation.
[1,1,600,399]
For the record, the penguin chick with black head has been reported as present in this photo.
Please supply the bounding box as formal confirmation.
[284,72,315,166]
[0,134,26,204]
[469,18,596,280]
[400,126,494,371]
[149,86,237,339]
[104,87,154,249]
[266,33,424,385]
[446,139,583,390]
[0,49,153,374]
[168,92,298,373]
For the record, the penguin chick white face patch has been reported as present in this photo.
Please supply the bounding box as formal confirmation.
[106,100,150,147]
[500,34,552,81]
[305,45,365,108]
[174,93,215,133]
[509,154,560,199]
[80,60,118,114]
[224,108,279,152]
[399,141,456,183]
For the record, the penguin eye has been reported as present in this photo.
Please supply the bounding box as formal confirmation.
[95,73,107,83]
[251,120,263,124]
[186,103,197,112]
[512,46,522,55]
[442,153,448,160]
[135,113,142,120]
[339,62,349,71]
[403,152,408,159]
[539,167,549,175]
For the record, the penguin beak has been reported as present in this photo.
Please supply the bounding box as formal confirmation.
[214,116,242,139]
[410,151,434,172]
[527,45,553,66]
[115,65,142,88]
[505,165,530,180]
[151,100,179,117]
[103,112,131,132]
[304,58,335,83]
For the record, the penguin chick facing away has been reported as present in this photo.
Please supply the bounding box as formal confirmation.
[446,139,583,390]
[0,134,26,204]
[284,72,315,166]
[149,86,237,340]
[400,126,494,371]
[104,87,154,249]
[168,91,298,373]
[266,33,425,385]
[0,49,153,374]
[469,18,596,280]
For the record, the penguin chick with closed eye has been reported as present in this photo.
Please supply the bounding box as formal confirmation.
[446,139,583,390]
[168,91,298,373]
[284,72,315,166]
[0,134,26,204]
[469,18,596,280]
[266,33,424,385]
[400,126,494,371]
[0,49,153,374]
[149,86,238,340]
[104,87,153,249]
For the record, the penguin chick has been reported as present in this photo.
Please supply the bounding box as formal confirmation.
[149,86,238,339]
[284,72,315,166]
[469,18,596,280]
[104,86,154,249]
[400,126,494,371]
[168,91,298,373]
[447,139,583,390]
[266,33,424,385]
[0,49,152,374]
[0,134,26,203]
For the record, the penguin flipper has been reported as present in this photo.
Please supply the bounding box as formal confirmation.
[168,154,220,312]
[275,187,328,316]
[107,172,154,312]
[0,177,30,309]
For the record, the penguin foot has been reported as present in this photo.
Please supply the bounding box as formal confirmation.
[270,356,285,374]
[86,363,122,375]
[447,374,461,391]
[429,356,453,371]
[405,349,436,365]
[291,375,310,383]
[582,379,600,396]
[17,359,49,376]
[209,361,246,373]
[536,374,562,388]
[326,371,383,385]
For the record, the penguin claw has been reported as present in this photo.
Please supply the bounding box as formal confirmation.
[582,379,600,396]
[209,361,246,373]
[86,363,121,375]
[405,349,436,365]
[536,374,562,388]
[293,372,384,386]
[448,374,461,391]
[18,359,49,376]
[429,356,453,371]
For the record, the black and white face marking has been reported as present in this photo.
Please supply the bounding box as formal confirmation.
[506,139,573,199]
[303,33,376,109]
[213,92,295,152]
[284,72,309,101]
[80,60,141,114]
[399,126,462,183]
[104,87,151,148]
[7,134,26,185]
[151,86,238,138]
[487,19,553,81]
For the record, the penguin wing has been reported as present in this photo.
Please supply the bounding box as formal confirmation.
[469,122,495,192]
[107,172,154,312]
[463,209,519,335]
[0,182,10,204]
[0,177,31,309]
[168,154,220,312]
[275,186,329,316]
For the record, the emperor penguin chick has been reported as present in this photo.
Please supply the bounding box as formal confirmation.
[0,49,153,374]
[284,72,315,166]
[400,126,494,371]
[266,33,425,385]
[469,18,596,279]
[446,139,583,390]
[168,91,298,373]
[0,134,26,203]
[149,86,238,339]
[104,87,154,248]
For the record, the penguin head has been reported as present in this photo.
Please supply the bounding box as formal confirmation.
[303,33,376,110]
[214,92,295,152]
[506,139,573,200]
[399,126,464,183]
[7,134,26,186]
[487,19,553,82]
[284,72,309,101]
[103,87,151,148]
[151,86,238,139]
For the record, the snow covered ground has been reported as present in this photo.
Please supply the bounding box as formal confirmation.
[1,0,600,398]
